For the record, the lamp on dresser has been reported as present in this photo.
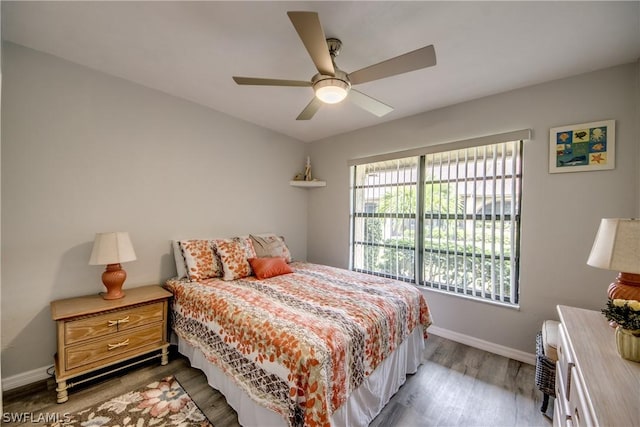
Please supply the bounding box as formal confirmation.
[89,231,137,300]
[587,218,640,300]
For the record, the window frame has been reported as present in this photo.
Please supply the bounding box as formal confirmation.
[350,157,419,283]
[349,130,529,306]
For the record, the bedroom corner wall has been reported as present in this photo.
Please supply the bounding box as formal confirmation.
[637,58,640,216]
[0,6,4,407]
[0,42,308,382]
[306,62,639,357]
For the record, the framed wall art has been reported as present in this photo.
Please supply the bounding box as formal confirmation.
[549,119,615,173]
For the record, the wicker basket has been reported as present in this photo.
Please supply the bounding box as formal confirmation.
[535,331,556,397]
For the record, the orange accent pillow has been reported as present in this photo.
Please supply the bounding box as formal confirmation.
[248,257,293,280]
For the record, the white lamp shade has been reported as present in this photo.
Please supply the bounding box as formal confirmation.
[89,232,137,265]
[587,218,640,274]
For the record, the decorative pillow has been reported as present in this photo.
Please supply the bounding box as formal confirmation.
[213,237,257,281]
[248,257,294,280]
[250,234,292,262]
[179,240,223,281]
[236,235,257,259]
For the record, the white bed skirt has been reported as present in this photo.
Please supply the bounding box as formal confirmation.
[177,327,425,427]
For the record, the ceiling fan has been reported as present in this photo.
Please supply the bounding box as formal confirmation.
[232,11,437,120]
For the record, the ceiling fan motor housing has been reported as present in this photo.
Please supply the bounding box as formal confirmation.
[312,69,351,104]
[326,38,342,58]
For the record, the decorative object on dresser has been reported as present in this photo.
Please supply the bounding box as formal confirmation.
[587,218,640,301]
[601,298,640,362]
[555,305,640,427]
[89,231,137,299]
[50,285,172,403]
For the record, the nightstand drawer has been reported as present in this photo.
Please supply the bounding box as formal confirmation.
[64,302,165,345]
[65,324,164,370]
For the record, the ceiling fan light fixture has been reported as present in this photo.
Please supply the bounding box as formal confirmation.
[314,78,350,104]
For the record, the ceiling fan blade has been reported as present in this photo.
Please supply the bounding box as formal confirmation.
[296,97,323,120]
[348,89,394,117]
[233,77,311,87]
[287,11,335,77]
[348,45,436,85]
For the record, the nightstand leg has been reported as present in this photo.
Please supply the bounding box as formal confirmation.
[56,380,68,403]
[161,346,169,366]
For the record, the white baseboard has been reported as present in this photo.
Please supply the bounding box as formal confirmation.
[428,325,536,366]
[2,365,52,392]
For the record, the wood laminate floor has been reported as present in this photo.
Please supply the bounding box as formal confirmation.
[2,335,551,427]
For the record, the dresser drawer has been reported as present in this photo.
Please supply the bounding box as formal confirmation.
[553,394,574,427]
[556,324,574,399]
[64,302,165,345]
[568,366,594,427]
[555,361,571,423]
[65,324,164,371]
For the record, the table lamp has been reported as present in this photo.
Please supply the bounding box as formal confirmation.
[587,218,640,300]
[89,232,137,300]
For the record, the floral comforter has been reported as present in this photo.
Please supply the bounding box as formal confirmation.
[165,262,432,427]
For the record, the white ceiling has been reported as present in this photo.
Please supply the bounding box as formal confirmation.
[3,1,640,142]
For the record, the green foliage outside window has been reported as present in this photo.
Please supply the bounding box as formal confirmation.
[359,182,514,296]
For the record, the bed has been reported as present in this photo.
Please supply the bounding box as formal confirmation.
[165,236,432,427]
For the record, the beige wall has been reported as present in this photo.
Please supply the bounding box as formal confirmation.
[1,43,308,378]
[306,63,639,354]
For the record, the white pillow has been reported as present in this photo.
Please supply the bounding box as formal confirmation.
[172,240,188,279]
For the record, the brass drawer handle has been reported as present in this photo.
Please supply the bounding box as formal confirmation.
[107,339,130,350]
[107,316,130,327]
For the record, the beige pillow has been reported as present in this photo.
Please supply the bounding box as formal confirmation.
[250,234,292,262]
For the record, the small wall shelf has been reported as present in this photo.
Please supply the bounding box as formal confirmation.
[289,180,326,188]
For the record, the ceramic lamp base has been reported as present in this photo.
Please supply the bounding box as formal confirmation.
[607,272,640,301]
[101,263,126,300]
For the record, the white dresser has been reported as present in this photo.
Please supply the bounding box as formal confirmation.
[555,305,640,427]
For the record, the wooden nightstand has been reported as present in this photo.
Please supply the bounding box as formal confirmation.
[50,285,172,403]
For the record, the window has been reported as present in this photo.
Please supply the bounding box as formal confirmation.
[350,134,525,305]
[351,158,418,282]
